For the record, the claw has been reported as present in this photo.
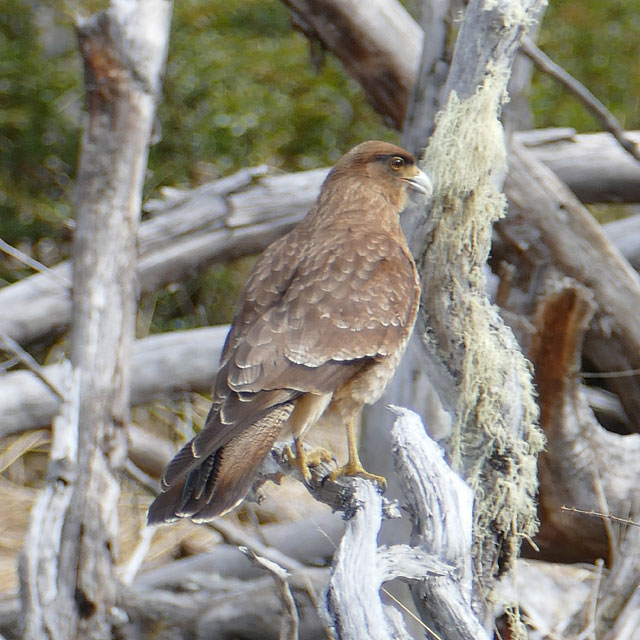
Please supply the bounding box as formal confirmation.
[328,460,387,489]
[284,439,333,483]
[328,416,386,489]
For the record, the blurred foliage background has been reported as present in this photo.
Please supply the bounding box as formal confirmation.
[1,0,639,327]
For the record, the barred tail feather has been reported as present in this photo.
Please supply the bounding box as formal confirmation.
[147,402,294,524]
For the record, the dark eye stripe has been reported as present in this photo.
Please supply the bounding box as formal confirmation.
[374,154,413,165]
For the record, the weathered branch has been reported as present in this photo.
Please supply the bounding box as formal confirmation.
[501,141,640,427]
[400,0,460,151]
[516,128,640,204]
[0,326,227,439]
[120,569,329,640]
[390,407,490,640]
[320,480,413,639]
[281,0,422,129]
[521,36,640,163]
[19,3,172,639]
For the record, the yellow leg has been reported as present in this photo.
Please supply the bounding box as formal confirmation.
[329,417,387,489]
[283,438,332,483]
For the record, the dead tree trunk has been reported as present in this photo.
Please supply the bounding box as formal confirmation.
[19,3,171,639]
[408,0,546,624]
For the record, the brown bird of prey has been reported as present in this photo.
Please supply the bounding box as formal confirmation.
[147,140,431,524]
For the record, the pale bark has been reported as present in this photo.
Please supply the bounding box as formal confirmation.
[19,3,171,639]
[0,327,226,439]
[501,141,640,427]
[390,407,489,640]
[401,0,463,152]
[282,0,422,129]
[517,129,640,203]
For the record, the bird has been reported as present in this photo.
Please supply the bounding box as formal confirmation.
[147,140,432,524]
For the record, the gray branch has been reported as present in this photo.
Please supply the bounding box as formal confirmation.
[20,3,172,638]
[390,406,490,640]
[521,36,640,163]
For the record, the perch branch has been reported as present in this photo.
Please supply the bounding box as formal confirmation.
[390,407,490,640]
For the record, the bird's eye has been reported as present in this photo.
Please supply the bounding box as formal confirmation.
[390,156,405,171]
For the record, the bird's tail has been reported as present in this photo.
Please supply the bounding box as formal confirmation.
[147,402,294,524]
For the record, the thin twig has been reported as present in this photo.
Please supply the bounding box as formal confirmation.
[521,36,640,163]
[590,462,617,565]
[581,367,640,379]
[240,546,300,640]
[208,516,305,574]
[0,330,64,399]
[561,506,640,528]
[0,238,70,286]
[381,587,442,640]
[118,525,156,586]
[124,458,160,494]
[576,558,604,640]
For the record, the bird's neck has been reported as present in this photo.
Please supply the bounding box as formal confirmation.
[311,179,408,236]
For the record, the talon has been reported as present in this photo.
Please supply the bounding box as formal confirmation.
[284,440,335,483]
[328,462,387,489]
[306,446,333,466]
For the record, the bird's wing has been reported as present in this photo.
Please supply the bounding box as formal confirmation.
[221,224,418,405]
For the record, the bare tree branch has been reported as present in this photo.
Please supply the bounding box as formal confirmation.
[0,326,227,439]
[520,36,640,163]
[281,0,422,129]
[19,3,172,638]
[0,329,64,399]
[390,407,490,640]
[240,547,300,640]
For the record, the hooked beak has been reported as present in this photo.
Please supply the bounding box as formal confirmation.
[402,168,432,199]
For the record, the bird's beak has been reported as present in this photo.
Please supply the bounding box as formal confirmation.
[402,168,432,199]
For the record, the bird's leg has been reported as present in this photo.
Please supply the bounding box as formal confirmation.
[283,437,332,483]
[329,417,387,488]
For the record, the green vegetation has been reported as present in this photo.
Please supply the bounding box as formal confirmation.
[151,0,394,191]
[0,3,80,279]
[531,0,640,131]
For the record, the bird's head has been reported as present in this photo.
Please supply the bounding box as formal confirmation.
[325,140,433,209]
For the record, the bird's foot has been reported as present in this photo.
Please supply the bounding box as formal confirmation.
[328,461,387,490]
[283,442,333,483]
